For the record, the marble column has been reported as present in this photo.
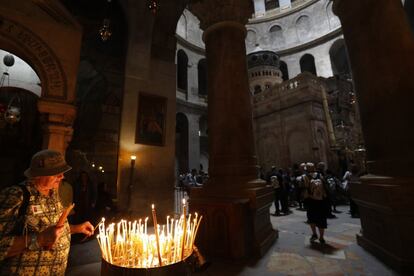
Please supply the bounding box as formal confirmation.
[189,0,276,259]
[187,113,201,171]
[333,0,414,272]
[37,99,76,154]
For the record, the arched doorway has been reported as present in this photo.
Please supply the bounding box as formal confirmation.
[300,54,317,75]
[0,50,42,188]
[329,39,351,78]
[279,60,289,81]
[177,50,189,95]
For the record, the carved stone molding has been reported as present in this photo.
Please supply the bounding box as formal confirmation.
[189,0,253,30]
[37,99,76,126]
[0,16,68,100]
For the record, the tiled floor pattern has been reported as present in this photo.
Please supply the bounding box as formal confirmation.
[67,206,399,276]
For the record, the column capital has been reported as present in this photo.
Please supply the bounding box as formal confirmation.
[189,0,253,30]
[37,99,76,126]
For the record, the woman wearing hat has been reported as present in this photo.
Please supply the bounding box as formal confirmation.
[0,149,94,275]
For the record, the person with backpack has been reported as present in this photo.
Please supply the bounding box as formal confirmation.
[0,149,94,275]
[305,163,328,244]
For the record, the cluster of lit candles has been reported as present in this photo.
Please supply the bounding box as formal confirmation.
[96,199,203,268]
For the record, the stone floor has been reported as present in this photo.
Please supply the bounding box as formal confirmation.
[66,205,399,276]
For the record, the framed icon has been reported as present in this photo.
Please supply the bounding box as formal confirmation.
[135,93,167,146]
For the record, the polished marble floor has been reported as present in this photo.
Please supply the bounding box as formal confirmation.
[66,205,398,276]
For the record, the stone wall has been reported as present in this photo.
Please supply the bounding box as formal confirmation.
[253,73,333,170]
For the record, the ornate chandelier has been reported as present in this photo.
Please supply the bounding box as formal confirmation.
[148,0,160,15]
[0,54,21,127]
[99,18,112,42]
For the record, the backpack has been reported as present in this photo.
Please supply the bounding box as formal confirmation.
[9,183,31,235]
[270,176,280,189]
[309,178,325,200]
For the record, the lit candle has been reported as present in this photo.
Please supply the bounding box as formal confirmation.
[151,204,163,266]
[166,215,170,236]
[181,199,187,260]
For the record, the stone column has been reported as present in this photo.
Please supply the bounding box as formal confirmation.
[189,0,276,259]
[187,60,199,102]
[333,0,414,272]
[37,99,76,154]
[253,0,266,17]
[187,113,201,171]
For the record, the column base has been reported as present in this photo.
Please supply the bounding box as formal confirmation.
[190,184,277,259]
[351,175,414,273]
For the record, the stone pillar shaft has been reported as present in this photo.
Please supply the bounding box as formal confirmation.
[334,0,414,176]
[333,0,414,272]
[253,0,266,17]
[204,22,258,187]
[187,113,201,171]
[38,99,76,154]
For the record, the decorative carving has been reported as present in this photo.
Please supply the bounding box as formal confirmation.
[189,0,253,30]
[0,17,67,100]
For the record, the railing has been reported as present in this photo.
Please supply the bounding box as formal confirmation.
[253,72,322,104]
[174,186,189,216]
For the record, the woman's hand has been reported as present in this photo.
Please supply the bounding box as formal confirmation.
[37,225,65,250]
[70,221,94,236]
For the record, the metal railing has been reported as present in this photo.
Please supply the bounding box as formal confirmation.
[174,186,189,216]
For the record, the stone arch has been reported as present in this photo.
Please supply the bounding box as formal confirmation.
[279,60,289,81]
[0,49,41,97]
[326,1,340,30]
[300,53,317,75]
[329,39,351,77]
[254,85,262,94]
[295,15,311,42]
[0,17,67,100]
[246,29,257,47]
[176,13,188,39]
[269,25,284,45]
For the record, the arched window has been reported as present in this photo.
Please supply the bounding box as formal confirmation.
[177,50,188,92]
[279,60,289,81]
[296,15,311,41]
[198,59,207,97]
[269,25,284,45]
[254,85,262,94]
[329,39,351,78]
[265,0,279,11]
[300,54,317,75]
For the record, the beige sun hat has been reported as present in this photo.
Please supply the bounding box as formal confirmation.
[24,149,72,178]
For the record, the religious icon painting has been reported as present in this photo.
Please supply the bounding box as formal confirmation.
[135,92,167,146]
